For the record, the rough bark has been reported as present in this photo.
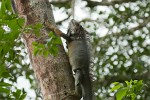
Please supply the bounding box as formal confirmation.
[14,0,79,100]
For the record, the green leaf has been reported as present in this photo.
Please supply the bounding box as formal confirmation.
[0,65,7,77]
[38,43,45,48]
[32,42,38,46]
[0,0,6,15]
[31,23,42,36]
[43,51,49,57]
[130,93,136,100]
[135,80,143,92]
[9,50,15,60]
[1,72,11,78]
[48,31,55,37]
[111,83,123,92]
[116,87,128,100]
[33,47,39,56]
[0,29,4,39]
[50,45,59,56]
[17,18,25,27]
[0,82,12,86]
[53,37,62,44]
[0,87,10,94]
[5,0,12,12]
[133,80,138,84]
[34,23,42,29]
[125,80,132,86]
[112,82,119,85]
[13,89,21,99]
[19,93,27,100]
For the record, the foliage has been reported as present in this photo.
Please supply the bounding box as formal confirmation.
[0,82,26,100]
[111,80,144,100]
[32,31,62,57]
[0,0,63,99]
[23,23,62,57]
[0,0,27,99]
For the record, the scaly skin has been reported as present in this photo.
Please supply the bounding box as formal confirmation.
[67,19,92,100]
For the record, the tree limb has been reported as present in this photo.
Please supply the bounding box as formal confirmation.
[102,17,150,39]
[94,71,150,88]
[85,0,138,7]
[79,18,106,25]
[130,17,150,32]
[50,0,71,6]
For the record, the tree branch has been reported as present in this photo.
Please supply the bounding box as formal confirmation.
[130,18,150,32]
[102,17,150,39]
[79,18,105,25]
[85,0,138,7]
[50,0,71,6]
[94,71,150,88]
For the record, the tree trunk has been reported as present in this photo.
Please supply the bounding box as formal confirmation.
[14,0,79,100]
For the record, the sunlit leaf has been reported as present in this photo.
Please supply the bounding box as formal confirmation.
[111,83,123,92]
[116,87,128,100]
[19,93,27,100]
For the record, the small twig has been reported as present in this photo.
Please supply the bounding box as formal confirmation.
[79,18,105,25]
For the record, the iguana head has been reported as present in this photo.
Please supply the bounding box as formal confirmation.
[67,19,87,40]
